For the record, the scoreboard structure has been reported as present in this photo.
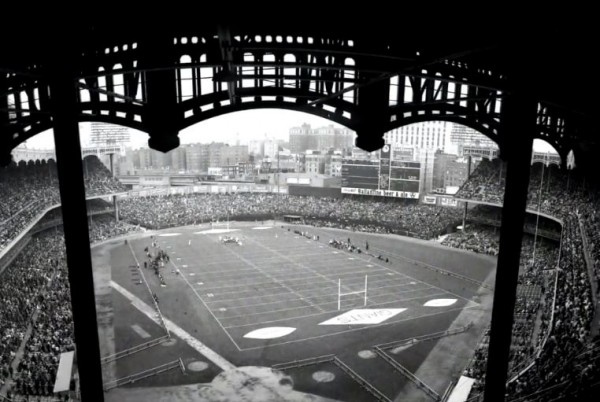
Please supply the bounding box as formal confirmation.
[90,122,130,145]
[341,144,420,199]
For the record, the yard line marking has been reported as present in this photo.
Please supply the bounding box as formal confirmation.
[201,235,326,313]
[370,245,494,290]
[306,227,479,305]
[214,286,441,315]
[242,236,362,295]
[216,286,445,321]
[110,280,235,370]
[200,270,392,295]
[131,324,151,339]
[205,275,418,299]
[167,259,244,352]
[223,292,454,329]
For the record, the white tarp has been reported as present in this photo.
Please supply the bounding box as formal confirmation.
[447,375,476,402]
[53,351,75,393]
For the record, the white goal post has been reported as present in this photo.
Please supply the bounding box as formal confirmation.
[337,275,368,311]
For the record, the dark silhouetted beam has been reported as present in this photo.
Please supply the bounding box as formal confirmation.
[484,91,536,402]
[49,51,104,402]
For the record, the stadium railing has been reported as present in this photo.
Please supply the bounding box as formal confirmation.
[441,380,457,402]
[332,357,392,402]
[100,334,171,364]
[507,234,561,386]
[272,354,335,370]
[373,346,440,401]
[0,191,127,261]
[103,358,184,391]
[374,324,472,351]
[577,213,598,306]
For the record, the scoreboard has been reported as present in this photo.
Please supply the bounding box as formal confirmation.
[342,145,420,199]
[341,160,380,190]
[389,161,420,193]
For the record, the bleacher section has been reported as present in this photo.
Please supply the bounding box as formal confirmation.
[453,159,600,401]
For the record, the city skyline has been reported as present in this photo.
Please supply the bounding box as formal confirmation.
[19,109,558,154]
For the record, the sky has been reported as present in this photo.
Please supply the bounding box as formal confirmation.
[22,109,343,150]
[21,108,558,153]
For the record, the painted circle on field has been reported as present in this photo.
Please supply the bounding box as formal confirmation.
[158,233,181,237]
[312,371,335,383]
[424,298,457,307]
[161,338,177,346]
[243,327,296,339]
[358,350,377,359]
[187,361,209,372]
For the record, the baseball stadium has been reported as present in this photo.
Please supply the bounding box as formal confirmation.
[1,13,599,402]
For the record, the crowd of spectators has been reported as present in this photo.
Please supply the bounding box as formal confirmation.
[441,224,501,255]
[88,215,143,244]
[456,158,600,400]
[82,156,128,196]
[455,158,506,204]
[0,156,126,252]
[0,231,70,398]
[463,235,558,397]
[505,214,595,400]
[118,193,463,239]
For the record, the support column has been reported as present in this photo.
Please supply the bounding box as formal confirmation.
[49,58,104,400]
[113,195,119,222]
[483,92,536,402]
[462,155,472,231]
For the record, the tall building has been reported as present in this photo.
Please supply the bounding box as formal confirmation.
[304,150,324,174]
[432,152,455,191]
[304,150,343,176]
[450,124,498,154]
[220,145,249,167]
[169,147,187,172]
[152,150,170,170]
[325,152,343,177]
[248,140,264,157]
[384,121,452,153]
[137,148,152,170]
[289,123,354,153]
[263,139,282,159]
[185,144,204,173]
[417,148,436,195]
[445,159,469,189]
[289,123,312,153]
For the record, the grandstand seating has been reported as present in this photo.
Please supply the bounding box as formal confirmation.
[0,156,126,252]
[118,193,463,239]
[454,159,600,400]
[2,152,600,400]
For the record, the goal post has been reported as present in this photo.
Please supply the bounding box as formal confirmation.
[337,275,368,311]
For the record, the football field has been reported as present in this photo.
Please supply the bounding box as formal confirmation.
[98,222,496,401]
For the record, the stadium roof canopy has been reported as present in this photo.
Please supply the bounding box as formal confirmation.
[1,9,598,167]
